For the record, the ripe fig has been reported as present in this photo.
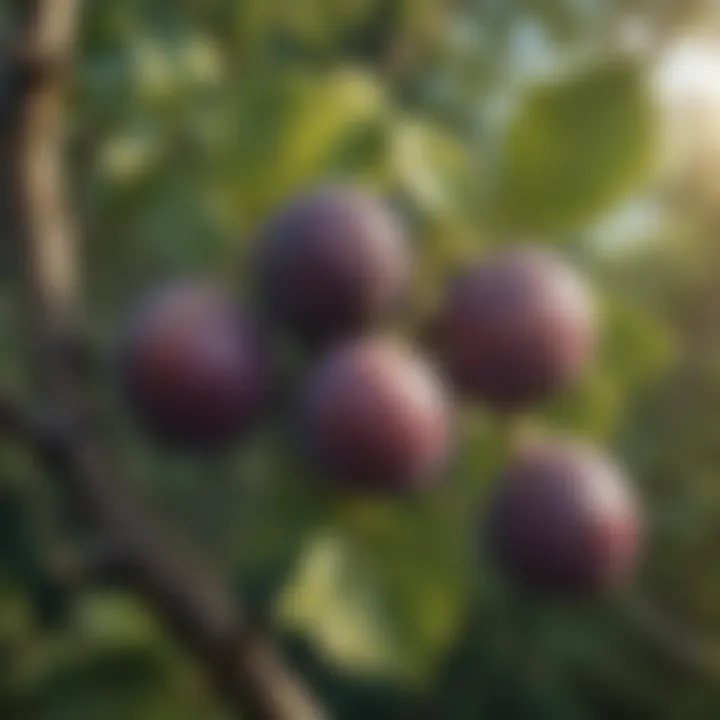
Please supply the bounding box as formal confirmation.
[432,247,596,409]
[299,337,452,492]
[255,186,409,344]
[487,440,640,595]
[119,281,268,447]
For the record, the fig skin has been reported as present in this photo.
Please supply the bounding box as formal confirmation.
[487,440,641,595]
[255,186,410,345]
[432,247,597,409]
[119,281,269,448]
[298,337,453,493]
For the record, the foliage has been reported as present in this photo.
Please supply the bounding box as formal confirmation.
[2,0,718,718]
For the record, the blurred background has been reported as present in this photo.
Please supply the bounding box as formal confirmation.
[4,1,720,718]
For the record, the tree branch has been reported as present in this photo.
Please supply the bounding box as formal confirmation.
[1,3,326,719]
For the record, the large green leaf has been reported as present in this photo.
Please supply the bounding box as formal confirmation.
[276,499,472,681]
[492,59,655,234]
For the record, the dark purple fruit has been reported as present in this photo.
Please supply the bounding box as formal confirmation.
[119,282,268,447]
[255,186,409,344]
[487,440,640,595]
[432,247,596,409]
[299,337,452,493]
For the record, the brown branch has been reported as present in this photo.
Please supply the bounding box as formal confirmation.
[1,3,326,719]
[4,0,81,400]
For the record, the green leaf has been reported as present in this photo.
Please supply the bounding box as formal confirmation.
[492,59,655,234]
[255,68,387,211]
[278,532,402,674]
[22,593,227,720]
[276,500,471,681]
[391,118,473,215]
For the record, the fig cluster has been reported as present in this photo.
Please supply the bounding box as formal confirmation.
[118,184,642,595]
